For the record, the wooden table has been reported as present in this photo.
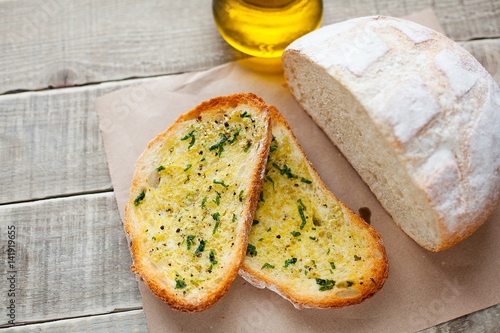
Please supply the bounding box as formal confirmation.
[1,1,499,332]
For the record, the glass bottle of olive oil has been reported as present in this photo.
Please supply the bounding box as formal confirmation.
[213,0,323,58]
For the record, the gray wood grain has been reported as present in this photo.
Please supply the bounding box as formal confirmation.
[0,0,243,93]
[323,0,500,41]
[0,192,143,327]
[1,38,499,206]
[0,1,499,331]
[1,39,499,206]
[1,310,147,333]
[0,78,154,205]
[1,0,499,93]
[0,86,112,204]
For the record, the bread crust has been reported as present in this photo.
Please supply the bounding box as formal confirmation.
[283,16,500,251]
[239,106,389,308]
[125,93,272,312]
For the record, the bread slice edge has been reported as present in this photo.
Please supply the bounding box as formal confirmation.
[125,93,272,312]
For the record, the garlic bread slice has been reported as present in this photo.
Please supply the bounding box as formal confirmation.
[125,93,272,312]
[240,106,388,308]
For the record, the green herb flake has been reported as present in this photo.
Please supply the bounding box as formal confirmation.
[246,244,257,257]
[184,164,192,171]
[270,135,278,152]
[209,133,228,157]
[309,236,317,241]
[297,198,306,210]
[181,130,196,149]
[194,240,206,256]
[134,190,145,206]
[252,220,260,226]
[244,140,252,152]
[240,111,253,120]
[265,176,275,189]
[201,196,207,208]
[228,129,241,144]
[330,262,336,270]
[300,177,312,184]
[186,235,195,250]
[261,263,275,269]
[316,278,335,291]
[175,279,186,289]
[156,165,165,172]
[232,214,237,223]
[298,205,307,230]
[212,213,221,235]
[209,250,217,264]
[291,231,301,237]
[213,191,221,206]
[259,191,264,202]
[272,162,298,179]
[354,255,362,261]
[208,250,218,272]
[213,179,229,188]
[347,281,354,287]
[284,257,297,268]
[238,190,244,202]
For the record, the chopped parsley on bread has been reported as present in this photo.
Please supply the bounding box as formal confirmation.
[239,106,389,308]
[125,93,272,312]
[125,93,388,312]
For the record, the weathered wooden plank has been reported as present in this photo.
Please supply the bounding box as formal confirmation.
[1,38,498,205]
[1,191,497,331]
[0,0,243,93]
[0,0,498,93]
[0,192,143,327]
[2,310,148,333]
[0,79,154,205]
[323,0,500,41]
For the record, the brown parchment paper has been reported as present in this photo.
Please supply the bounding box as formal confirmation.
[95,11,499,333]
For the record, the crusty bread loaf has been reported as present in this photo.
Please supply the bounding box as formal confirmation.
[125,93,272,312]
[282,16,500,251]
[239,106,388,308]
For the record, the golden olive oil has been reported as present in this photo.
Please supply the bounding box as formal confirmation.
[213,0,323,58]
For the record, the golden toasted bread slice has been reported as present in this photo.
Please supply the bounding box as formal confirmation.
[239,106,388,308]
[125,93,272,312]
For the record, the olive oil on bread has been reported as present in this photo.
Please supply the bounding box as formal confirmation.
[240,107,388,308]
[125,94,272,312]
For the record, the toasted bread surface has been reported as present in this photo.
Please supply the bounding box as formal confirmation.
[240,106,388,308]
[125,93,272,312]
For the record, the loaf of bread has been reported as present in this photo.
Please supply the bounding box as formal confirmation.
[125,93,272,312]
[283,16,500,251]
[239,106,388,308]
